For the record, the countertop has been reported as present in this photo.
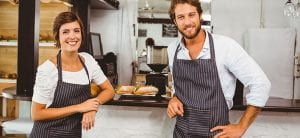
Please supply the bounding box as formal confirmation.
[2,86,300,112]
[107,94,169,108]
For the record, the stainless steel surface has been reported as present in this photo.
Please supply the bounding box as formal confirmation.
[91,0,119,10]
[146,46,168,65]
[2,86,32,101]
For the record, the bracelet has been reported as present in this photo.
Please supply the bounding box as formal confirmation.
[98,99,103,105]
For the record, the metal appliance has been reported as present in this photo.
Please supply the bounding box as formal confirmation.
[146,64,168,99]
[145,44,168,99]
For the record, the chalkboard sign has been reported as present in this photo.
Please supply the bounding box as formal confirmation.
[138,29,147,37]
[162,24,178,37]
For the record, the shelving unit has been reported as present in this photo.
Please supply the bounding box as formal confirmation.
[0,41,55,47]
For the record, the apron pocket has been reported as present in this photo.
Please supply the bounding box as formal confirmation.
[185,107,211,137]
[49,128,81,138]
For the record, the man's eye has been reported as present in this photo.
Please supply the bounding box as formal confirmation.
[177,16,184,20]
[190,13,196,17]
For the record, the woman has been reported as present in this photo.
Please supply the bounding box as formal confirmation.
[30,11,115,138]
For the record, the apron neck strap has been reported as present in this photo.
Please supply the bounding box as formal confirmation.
[56,50,90,84]
[174,31,216,60]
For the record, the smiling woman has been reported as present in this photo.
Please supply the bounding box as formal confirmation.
[29,11,115,138]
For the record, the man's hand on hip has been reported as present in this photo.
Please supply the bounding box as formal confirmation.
[211,124,246,138]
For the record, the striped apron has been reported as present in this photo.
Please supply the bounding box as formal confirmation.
[173,33,229,138]
[30,51,91,138]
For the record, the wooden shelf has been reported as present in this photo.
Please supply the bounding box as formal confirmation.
[0,41,55,47]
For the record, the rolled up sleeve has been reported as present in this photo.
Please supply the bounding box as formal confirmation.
[226,40,271,107]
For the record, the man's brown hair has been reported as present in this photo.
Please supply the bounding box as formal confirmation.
[52,11,85,48]
[168,0,203,22]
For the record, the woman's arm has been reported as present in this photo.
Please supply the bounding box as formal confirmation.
[31,98,100,121]
[81,80,114,130]
[95,80,115,104]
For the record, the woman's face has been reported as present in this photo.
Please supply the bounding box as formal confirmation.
[59,21,82,52]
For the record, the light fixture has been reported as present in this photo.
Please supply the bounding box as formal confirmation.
[140,0,154,11]
[283,0,300,18]
[139,0,155,18]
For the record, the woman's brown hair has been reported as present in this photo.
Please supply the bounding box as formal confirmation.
[168,0,203,23]
[52,11,85,48]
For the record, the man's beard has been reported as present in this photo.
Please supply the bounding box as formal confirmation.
[178,24,201,39]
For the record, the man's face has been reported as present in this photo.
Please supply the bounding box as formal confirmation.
[174,3,201,39]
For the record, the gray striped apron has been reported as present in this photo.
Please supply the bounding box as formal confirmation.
[30,51,91,138]
[173,32,229,138]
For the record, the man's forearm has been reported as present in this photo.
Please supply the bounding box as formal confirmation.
[238,105,262,130]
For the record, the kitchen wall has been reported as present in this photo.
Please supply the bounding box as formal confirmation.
[211,0,300,99]
[137,23,179,56]
[90,0,138,85]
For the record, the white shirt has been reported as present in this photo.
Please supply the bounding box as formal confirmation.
[168,31,271,109]
[32,52,107,108]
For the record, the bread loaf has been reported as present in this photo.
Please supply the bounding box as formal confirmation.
[134,86,158,95]
[115,85,135,94]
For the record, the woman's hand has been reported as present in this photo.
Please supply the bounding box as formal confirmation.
[76,98,100,113]
[82,110,97,131]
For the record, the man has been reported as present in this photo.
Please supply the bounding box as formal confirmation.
[166,0,271,138]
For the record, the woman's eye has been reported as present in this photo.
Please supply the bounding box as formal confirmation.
[62,30,69,34]
[75,29,81,33]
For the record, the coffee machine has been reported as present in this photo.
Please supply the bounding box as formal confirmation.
[146,64,168,99]
[142,37,169,99]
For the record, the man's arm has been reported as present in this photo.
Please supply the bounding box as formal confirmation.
[237,105,261,131]
[211,105,261,138]
[167,95,184,118]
